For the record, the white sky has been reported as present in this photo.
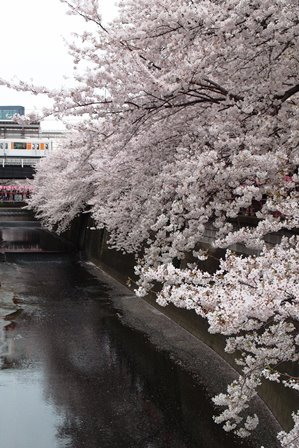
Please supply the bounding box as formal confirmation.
[0,0,116,130]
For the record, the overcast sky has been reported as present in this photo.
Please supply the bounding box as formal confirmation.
[0,0,116,129]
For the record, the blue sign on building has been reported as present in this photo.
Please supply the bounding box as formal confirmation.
[0,106,25,120]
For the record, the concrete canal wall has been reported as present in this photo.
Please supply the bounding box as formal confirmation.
[64,213,298,432]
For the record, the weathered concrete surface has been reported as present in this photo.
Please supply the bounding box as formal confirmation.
[63,214,299,432]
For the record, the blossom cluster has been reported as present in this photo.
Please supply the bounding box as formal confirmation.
[7,0,299,445]
[136,237,299,438]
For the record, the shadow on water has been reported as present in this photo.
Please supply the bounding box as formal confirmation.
[0,223,279,448]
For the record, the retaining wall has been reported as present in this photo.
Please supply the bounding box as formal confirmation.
[64,213,299,432]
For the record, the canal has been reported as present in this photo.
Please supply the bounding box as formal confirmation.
[0,210,280,448]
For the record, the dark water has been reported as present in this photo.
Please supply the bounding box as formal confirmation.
[0,224,279,448]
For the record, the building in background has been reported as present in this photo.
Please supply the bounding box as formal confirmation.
[0,106,25,120]
[0,106,63,180]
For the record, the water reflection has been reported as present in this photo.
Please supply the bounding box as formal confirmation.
[0,259,278,448]
[0,370,70,448]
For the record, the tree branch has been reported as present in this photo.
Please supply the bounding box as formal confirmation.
[276,84,299,103]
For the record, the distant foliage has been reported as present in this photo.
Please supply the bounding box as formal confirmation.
[11,1,298,445]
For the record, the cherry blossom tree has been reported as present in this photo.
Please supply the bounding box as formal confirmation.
[29,133,96,231]
[7,0,299,445]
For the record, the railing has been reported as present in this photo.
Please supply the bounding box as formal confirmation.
[0,185,32,203]
[0,158,39,167]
